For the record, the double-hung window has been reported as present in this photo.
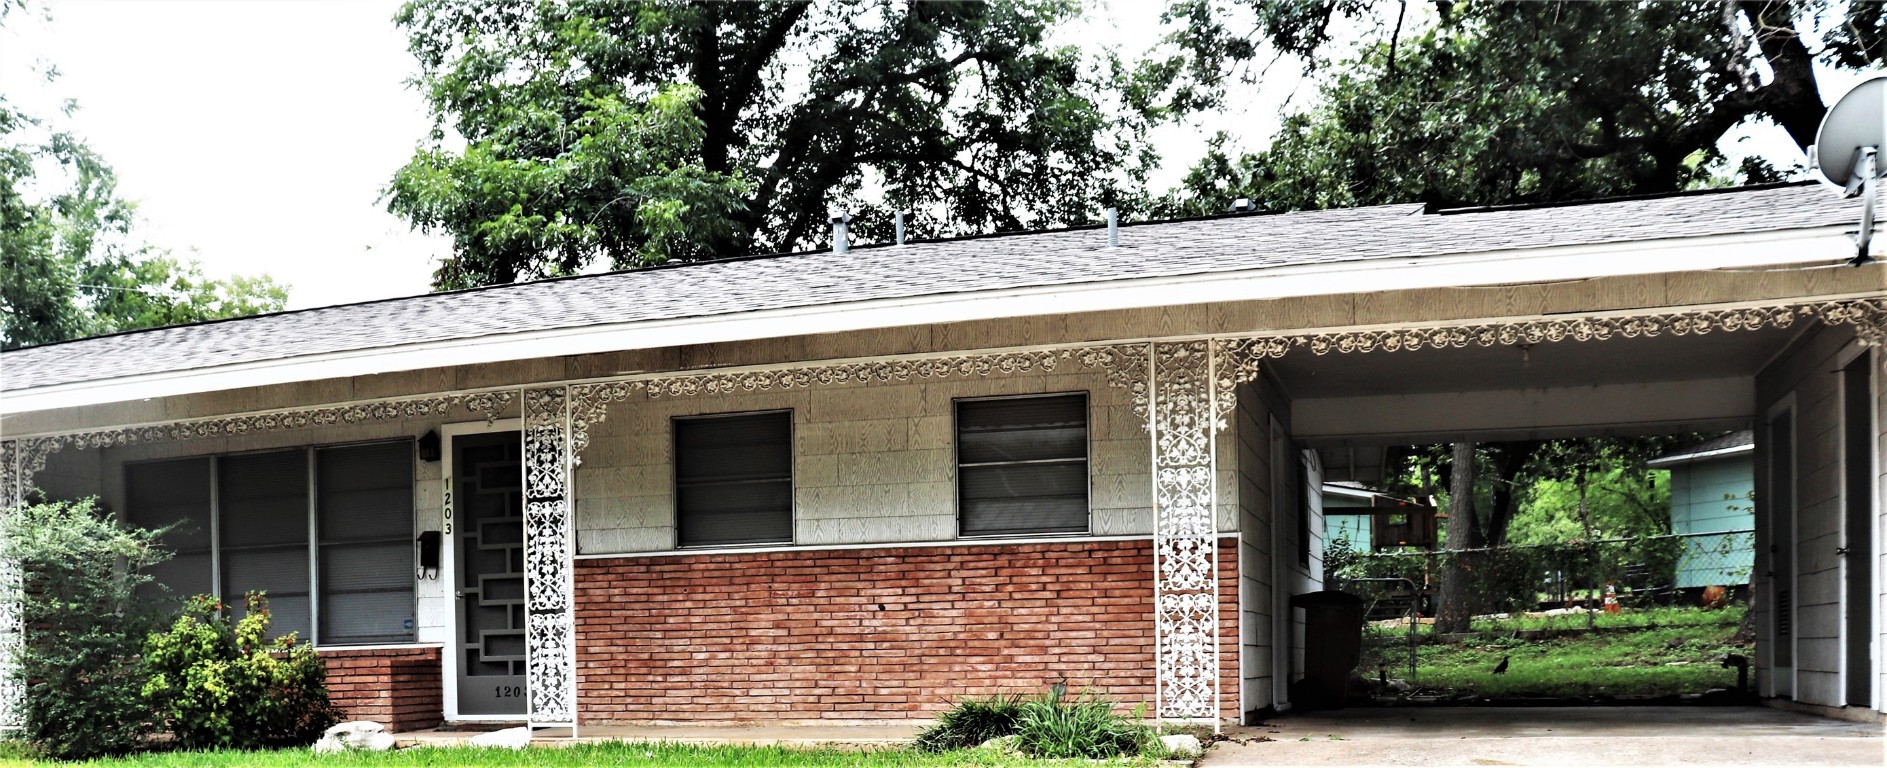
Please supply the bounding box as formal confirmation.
[674,410,794,548]
[956,393,1090,537]
[122,441,416,645]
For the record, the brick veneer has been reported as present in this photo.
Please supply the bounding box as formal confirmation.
[318,646,444,732]
[574,538,1239,723]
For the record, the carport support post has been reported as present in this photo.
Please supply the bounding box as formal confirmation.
[522,387,579,734]
[0,440,21,731]
[1147,341,1222,727]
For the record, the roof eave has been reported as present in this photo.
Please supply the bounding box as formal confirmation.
[0,225,1862,418]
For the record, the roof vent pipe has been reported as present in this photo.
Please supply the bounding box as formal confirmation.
[1106,208,1118,248]
[895,212,906,246]
[832,214,851,254]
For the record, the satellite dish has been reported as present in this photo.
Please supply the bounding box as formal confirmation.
[1810,74,1887,264]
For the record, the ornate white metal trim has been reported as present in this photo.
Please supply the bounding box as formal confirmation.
[0,440,20,731]
[521,387,577,728]
[1148,341,1220,722]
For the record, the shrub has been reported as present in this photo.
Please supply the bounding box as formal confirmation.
[0,498,170,759]
[142,592,341,749]
[913,694,1023,751]
[1013,692,1154,759]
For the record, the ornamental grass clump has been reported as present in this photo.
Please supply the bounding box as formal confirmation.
[142,592,340,749]
[915,688,1156,759]
[1013,692,1155,759]
[0,499,171,760]
[913,694,1023,751]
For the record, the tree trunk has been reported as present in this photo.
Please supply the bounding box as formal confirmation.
[1434,442,1478,635]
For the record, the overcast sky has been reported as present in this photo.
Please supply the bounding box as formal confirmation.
[3,0,1838,311]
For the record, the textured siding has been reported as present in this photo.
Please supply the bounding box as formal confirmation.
[572,539,1241,723]
[572,365,1237,553]
[1756,323,1880,710]
[1235,374,1291,715]
[1668,455,1756,588]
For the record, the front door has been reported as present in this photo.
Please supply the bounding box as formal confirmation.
[451,431,528,717]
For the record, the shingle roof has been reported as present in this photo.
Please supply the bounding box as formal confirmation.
[1646,430,1756,467]
[0,183,1868,393]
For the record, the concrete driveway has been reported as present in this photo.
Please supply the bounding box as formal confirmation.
[1203,706,1884,766]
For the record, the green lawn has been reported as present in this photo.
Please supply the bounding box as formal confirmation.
[1404,616,1749,699]
[2,741,1167,767]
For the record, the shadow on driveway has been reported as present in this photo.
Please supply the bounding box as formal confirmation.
[1204,706,1884,766]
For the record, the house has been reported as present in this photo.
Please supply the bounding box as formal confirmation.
[1322,482,1435,553]
[0,182,1881,731]
[1646,430,1756,592]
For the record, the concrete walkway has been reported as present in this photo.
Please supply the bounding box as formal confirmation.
[1204,707,1885,767]
[393,722,924,749]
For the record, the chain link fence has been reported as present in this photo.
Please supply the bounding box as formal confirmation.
[1327,530,1754,685]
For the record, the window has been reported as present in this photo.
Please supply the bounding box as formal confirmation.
[674,410,793,548]
[122,441,416,645]
[956,393,1089,537]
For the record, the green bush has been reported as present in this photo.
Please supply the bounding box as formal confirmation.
[913,694,1022,752]
[1013,692,1154,759]
[0,498,170,759]
[142,592,340,749]
[915,689,1155,759]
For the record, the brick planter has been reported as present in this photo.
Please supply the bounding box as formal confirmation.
[574,538,1238,723]
[318,646,444,732]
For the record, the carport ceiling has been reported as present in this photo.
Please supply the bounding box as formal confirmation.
[1267,322,1800,399]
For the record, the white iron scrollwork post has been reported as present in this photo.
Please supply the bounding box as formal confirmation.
[1147,341,1220,725]
[522,387,578,730]
[0,439,22,730]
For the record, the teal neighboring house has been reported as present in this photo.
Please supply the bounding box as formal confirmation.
[1646,431,1755,589]
[1322,482,1435,553]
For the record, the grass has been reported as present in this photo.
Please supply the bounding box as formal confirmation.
[0,740,1169,767]
[1403,615,1749,699]
[1450,604,1746,635]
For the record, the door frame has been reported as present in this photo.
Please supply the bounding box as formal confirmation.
[1834,344,1880,711]
[1763,396,1799,700]
[439,417,525,723]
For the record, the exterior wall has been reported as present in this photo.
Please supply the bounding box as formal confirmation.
[1325,513,1372,553]
[319,646,444,732]
[1668,455,1755,588]
[572,365,1240,553]
[572,538,1241,722]
[1756,323,1881,711]
[1235,374,1287,717]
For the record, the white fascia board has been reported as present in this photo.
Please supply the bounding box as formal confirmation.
[1643,443,1757,468]
[0,227,1864,416]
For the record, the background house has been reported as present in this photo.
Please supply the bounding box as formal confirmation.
[1648,431,1757,591]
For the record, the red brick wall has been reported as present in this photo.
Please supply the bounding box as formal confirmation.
[575,538,1239,723]
[319,646,444,732]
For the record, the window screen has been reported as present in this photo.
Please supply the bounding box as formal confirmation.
[956,394,1088,537]
[219,450,311,641]
[125,458,213,604]
[317,442,415,645]
[675,411,793,547]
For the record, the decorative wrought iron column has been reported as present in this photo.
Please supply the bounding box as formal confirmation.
[1147,341,1221,724]
[522,387,578,731]
[0,439,21,730]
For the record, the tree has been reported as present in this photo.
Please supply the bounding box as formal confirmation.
[388,0,1153,290]
[0,15,289,349]
[1433,441,1477,634]
[1144,0,1887,215]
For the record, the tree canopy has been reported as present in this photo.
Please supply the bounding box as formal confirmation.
[1146,0,1887,215]
[0,97,288,350]
[388,0,1151,290]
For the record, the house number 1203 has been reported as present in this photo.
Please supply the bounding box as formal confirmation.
[495,685,522,698]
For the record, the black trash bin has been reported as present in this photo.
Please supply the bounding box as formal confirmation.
[1288,589,1366,710]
